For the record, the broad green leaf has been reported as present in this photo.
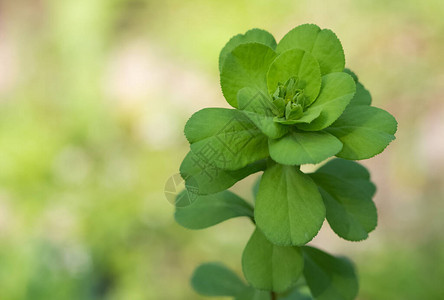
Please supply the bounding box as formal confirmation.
[235,288,271,300]
[310,163,377,241]
[314,158,376,197]
[191,262,272,299]
[343,69,372,106]
[311,175,377,241]
[325,106,397,160]
[175,190,253,229]
[277,24,345,75]
[267,49,321,105]
[242,229,304,292]
[238,87,288,139]
[185,108,269,170]
[221,43,277,107]
[302,246,359,300]
[255,164,326,245]
[180,151,266,195]
[219,28,277,71]
[268,130,343,165]
[297,73,355,131]
[191,262,247,297]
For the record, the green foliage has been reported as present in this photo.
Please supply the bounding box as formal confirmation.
[266,49,321,105]
[235,288,272,300]
[279,287,313,300]
[343,69,372,107]
[242,229,304,292]
[238,87,289,139]
[185,108,269,170]
[310,159,377,241]
[2,1,442,298]
[296,72,356,131]
[255,163,325,246]
[276,24,345,75]
[191,263,248,297]
[219,29,277,72]
[326,106,397,160]
[175,190,253,229]
[180,151,267,195]
[221,43,277,108]
[176,24,397,299]
[191,262,273,299]
[302,246,359,300]
[268,130,343,165]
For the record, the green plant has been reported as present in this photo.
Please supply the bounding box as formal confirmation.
[175,24,397,300]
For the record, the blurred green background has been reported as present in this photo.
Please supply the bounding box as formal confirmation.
[0,0,443,299]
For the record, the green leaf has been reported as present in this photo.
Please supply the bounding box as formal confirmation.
[234,288,272,300]
[343,69,372,106]
[348,82,371,107]
[277,24,345,75]
[266,49,321,105]
[238,87,288,139]
[221,43,277,107]
[191,262,247,297]
[219,28,277,71]
[310,159,377,241]
[175,190,253,229]
[297,73,356,131]
[314,158,376,197]
[268,130,343,165]
[255,164,325,246]
[185,108,269,170]
[242,229,304,292]
[180,151,266,195]
[325,106,397,160]
[302,246,359,300]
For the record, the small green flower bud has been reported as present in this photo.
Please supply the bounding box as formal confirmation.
[285,102,303,120]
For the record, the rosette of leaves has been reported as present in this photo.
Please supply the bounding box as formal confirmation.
[175,24,397,300]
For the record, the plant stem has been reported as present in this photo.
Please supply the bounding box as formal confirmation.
[271,291,277,300]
